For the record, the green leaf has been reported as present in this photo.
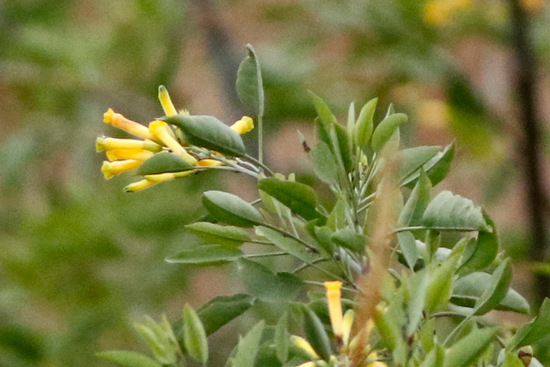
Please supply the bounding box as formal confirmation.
[165,115,246,157]
[331,227,366,252]
[275,313,290,363]
[460,213,498,272]
[232,321,265,367]
[424,247,463,314]
[309,91,337,135]
[182,304,208,363]
[134,316,179,365]
[166,245,242,265]
[255,226,319,265]
[451,272,530,314]
[347,102,356,139]
[238,258,304,302]
[509,298,550,350]
[202,191,262,227]
[258,178,324,221]
[418,343,445,367]
[197,294,255,336]
[397,231,418,270]
[309,141,339,186]
[443,327,497,367]
[397,146,441,183]
[406,269,429,336]
[399,171,432,227]
[302,305,332,361]
[185,222,251,248]
[472,258,512,316]
[402,143,455,187]
[137,151,194,176]
[422,191,490,231]
[502,352,524,367]
[354,98,378,148]
[236,44,264,116]
[371,113,408,152]
[97,351,162,367]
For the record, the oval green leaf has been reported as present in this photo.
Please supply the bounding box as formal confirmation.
[164,115,246,157]
[185,222,251,248]
[202,190,262,227]
[166,245,242,265]
[371,113,408,152]
[137,151,194,176]
[354,98,378,148]
[236,44,264,116]
[443,327,497,367]
[182,304,208,363]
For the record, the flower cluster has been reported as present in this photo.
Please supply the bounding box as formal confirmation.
[292,281,387,367]
[96,86,254,192]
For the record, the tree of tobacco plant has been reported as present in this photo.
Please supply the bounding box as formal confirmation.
[96,46,550,367]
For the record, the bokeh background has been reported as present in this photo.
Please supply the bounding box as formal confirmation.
[1,0,549,365]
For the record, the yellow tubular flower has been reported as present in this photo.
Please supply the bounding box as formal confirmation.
[291,336,320,360]
[124,179,158,193]
[324,281,344,338]
[158,85,178,117]
[101,160,142,179]
[198,159,223,167]
[106,149,155,161]
[144,171,193,182]
[96,137,162,153]
[342,309,355,346]
[148,120,198,166]
[103,108,155,141]
[230,116,254,134]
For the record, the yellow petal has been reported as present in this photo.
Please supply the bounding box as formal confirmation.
[149,120,197,166]
[124,179,158,192]
[198,159,223,167]
[96,137,162,152]
[106,149,155,161]
[291,336,320,360]
[101,160,142,179]
[158,85,178,117]
[230,116,254,134]
[103,109,155,141]
[324,281,344,338]
[342,309,355,346]
[143,171,193,182]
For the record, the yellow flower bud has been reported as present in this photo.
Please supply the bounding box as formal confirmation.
[291,336,320,360]
[324,281,344,338]
[124,179,158,193]
[101,160,142,179]
[96,137,162,153]
[144,171,193,182]
[158,85,178,117]
[103,108,155,141]
[342,309,355,346]
[148,120,197,166]
[198,159,223,167]
[106,149,155,161]
[230,116,254,134]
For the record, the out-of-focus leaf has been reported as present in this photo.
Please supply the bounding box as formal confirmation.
[182,304,208,363]
[202,191,262,227]
[443,327,497,367]
[371,113,408,152]
[258,178,324,221]
[255,226,319,265]
[354,98,378,149]
[399,171,432,227]
[137,152,194,175]
[397,146,440,183]
[185,222,251,248]
[403,143,455,187]
[165,115,246,157]
[97,351,162,367]
[238,258,304,302]
[509,298,550,350]
[197,294,255,336]
[397,231,418,270]
[472,259,512,316]
[309,141,339,186]
[422,191,490,231]
[275,312,290,363]
[331,227,365,252]
[406,269,429,336]
[236,44,264,116]
[166,245,242,265]
[302,305,331,361]
[460,213,498,272]
[451,272,529,314]
[232,321,265,367]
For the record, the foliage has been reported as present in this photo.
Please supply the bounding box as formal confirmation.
[96,47,549,367]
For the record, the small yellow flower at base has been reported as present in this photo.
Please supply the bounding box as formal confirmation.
[96,137,162,153]
[148,120,198,166]
[124,179,158,193]
[342,309,355,346]
[158,85,178,117]
[291,336,320,360]
[230,116,254,134]
[103,108,155,141]
[101,160,142,179]
[324,281,344,338]
[106,149,155,161]
[198,159,223,167]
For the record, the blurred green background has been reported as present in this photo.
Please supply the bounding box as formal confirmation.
[1,0,549,365]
